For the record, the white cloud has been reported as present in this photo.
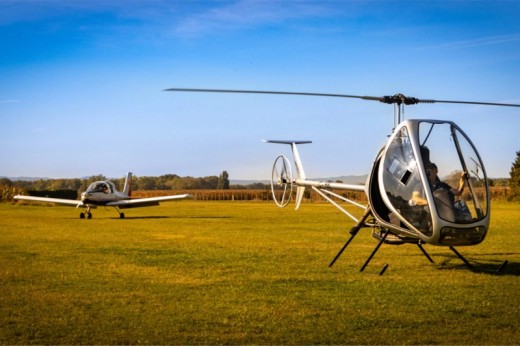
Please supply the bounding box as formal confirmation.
[173,0,332,37]
[419,34,520,50]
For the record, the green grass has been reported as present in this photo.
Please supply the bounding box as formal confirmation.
[0,200,519,344]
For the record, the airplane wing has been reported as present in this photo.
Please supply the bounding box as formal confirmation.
[107,194,192,209]
[14,195,83,207]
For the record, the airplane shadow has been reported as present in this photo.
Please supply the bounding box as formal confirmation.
[117,216,172,220]
[113,215,233,220]
[173,216,232,219]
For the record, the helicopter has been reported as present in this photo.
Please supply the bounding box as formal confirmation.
[165,88,519,273]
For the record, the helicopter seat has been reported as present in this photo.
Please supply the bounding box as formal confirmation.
[453,200,473,222]
[432,189,473,223]
[432,188,456,222]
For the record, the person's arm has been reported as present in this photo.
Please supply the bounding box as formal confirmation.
[452,172,468,196]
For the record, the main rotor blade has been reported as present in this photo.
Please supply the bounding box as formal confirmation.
[164,88,383,102]
[424,99,520,108]
[165,88,520,108]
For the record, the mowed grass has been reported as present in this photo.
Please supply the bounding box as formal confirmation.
[0,200,519,345]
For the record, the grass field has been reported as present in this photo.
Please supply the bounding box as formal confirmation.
[0,200,519,344]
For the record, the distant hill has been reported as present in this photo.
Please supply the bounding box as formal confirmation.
[230,179,270,186]
[0,176,49,181]
[315,175,368,184]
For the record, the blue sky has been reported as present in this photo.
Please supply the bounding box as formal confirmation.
[1,0,519,181]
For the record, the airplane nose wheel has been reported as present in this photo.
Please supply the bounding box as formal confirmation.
[271,155,294,207]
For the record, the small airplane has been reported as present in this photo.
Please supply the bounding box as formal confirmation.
[14,172,191,219]
[166,88,519,273]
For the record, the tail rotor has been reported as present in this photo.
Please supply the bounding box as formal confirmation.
[271,155,294,207]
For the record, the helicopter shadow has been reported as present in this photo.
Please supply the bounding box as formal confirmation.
[435,252,520,276]
[171,215,232,219]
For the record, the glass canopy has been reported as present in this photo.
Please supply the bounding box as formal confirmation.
[378,120,489,245]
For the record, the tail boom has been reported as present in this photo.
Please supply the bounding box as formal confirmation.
[266,139,366,214]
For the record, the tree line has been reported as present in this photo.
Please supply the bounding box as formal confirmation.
[0,171,264,191]
[0,171,271,200]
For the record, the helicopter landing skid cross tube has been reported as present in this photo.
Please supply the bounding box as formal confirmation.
[360,228,390,272]
[359,229,437,273]
[328,208,436,272]
[329,208,373,268]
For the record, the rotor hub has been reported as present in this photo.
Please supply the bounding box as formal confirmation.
[381,94,423,105]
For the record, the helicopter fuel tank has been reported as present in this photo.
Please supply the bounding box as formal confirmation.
[369,119,490,246]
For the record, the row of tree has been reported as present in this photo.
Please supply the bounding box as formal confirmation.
[0,171,250,192]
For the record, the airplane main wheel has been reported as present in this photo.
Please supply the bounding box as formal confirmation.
[120,213,125,219]
[80,213,85,219]
[87,213,92,219]
[271,155,294,207]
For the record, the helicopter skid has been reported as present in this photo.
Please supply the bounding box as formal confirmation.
[449,246,508,274]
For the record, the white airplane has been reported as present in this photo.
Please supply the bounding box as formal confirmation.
[14,172,191,219]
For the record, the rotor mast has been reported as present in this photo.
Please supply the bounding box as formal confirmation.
[376,93,431,129]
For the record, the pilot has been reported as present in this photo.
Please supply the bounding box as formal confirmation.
[411,163,467,206]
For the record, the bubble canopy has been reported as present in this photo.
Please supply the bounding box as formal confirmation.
[374,119,489,246]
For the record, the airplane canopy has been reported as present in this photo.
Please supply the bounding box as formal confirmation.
[86,181,114,194]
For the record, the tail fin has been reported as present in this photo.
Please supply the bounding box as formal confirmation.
[123,172,132,197]
[264,140,311,210]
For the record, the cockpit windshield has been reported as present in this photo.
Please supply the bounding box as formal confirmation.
[418,121,488,224]
[380,120,489,238]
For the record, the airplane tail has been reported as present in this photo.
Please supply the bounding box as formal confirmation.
[264,140,311,210]
[123,172,132,197]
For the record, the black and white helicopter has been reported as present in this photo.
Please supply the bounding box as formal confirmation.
[166,88,519,273]
[14,172,191,219]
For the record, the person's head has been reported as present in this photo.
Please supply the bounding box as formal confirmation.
[425,162,438,180]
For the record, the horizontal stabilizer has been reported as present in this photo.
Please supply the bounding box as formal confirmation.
[263,139,312,145]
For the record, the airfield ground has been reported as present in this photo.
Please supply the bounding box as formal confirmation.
[0,200,519,344]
